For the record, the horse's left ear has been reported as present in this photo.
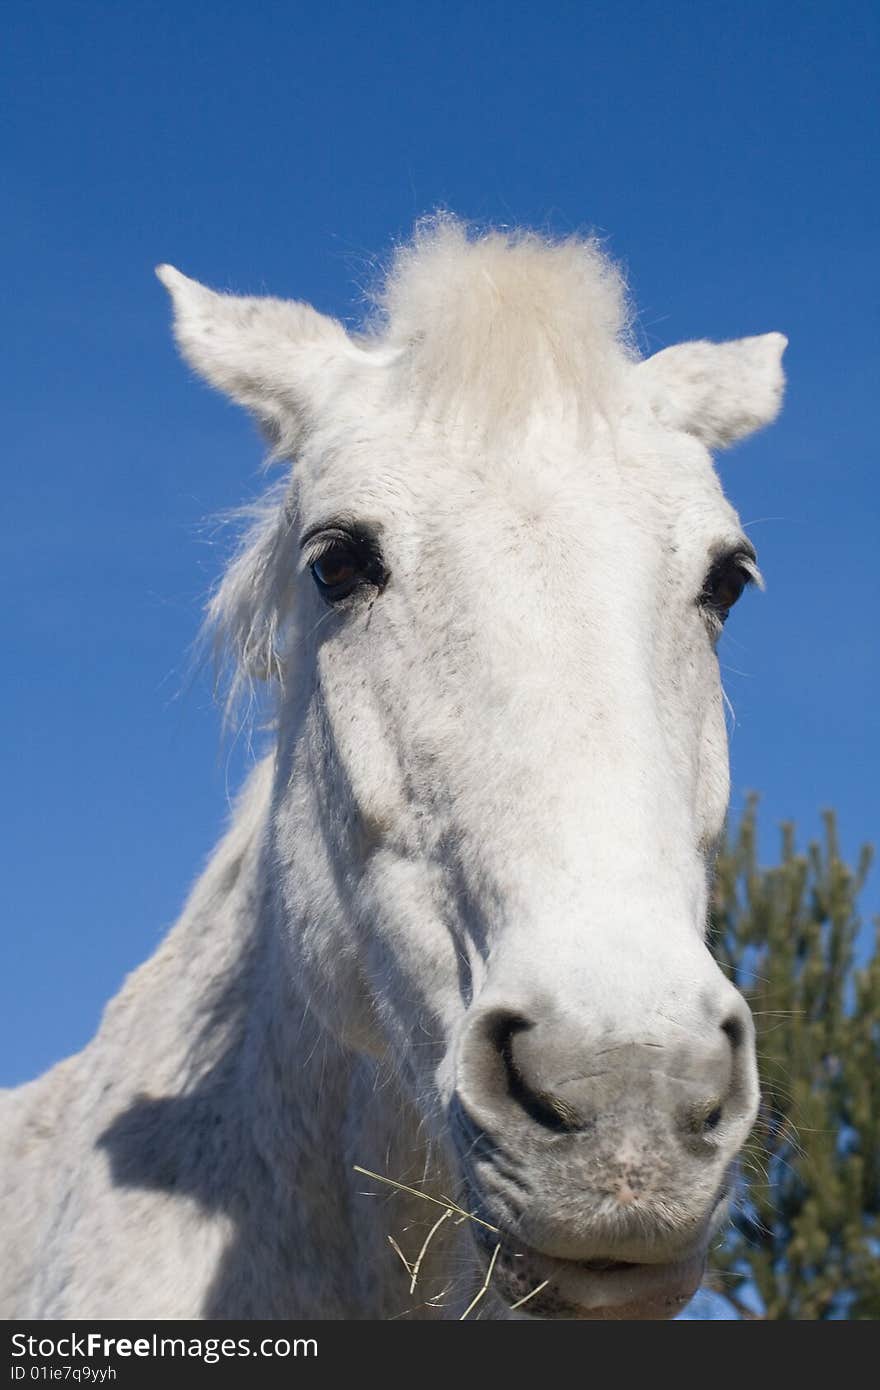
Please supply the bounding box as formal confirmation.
[637,333,787,449]
[156,265,353,443]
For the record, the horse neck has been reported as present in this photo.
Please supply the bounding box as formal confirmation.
[127,754,457,1315]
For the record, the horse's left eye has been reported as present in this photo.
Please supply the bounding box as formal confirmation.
[699,553,755,625]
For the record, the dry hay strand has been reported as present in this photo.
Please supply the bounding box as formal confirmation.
[352,1164,499,1233]
[353,1164,550,1318]
[459,1243,501,1320]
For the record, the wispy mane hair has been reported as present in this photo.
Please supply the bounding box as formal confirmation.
[201,482,297,721]
[372,213,635,434]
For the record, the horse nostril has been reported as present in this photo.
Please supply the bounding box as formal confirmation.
[484,1009,532,1070]
[721,1013,745,1050]
[490,1012,579,1134]
[703,1104,723,1132]
[683,1099,725,1138]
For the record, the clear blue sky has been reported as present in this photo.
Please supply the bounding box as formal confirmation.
[2,0,877,1089]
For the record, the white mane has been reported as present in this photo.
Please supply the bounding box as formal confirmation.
[373,214,635,431]
[203,483,296,714]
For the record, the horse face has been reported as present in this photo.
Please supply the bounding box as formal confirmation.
[277,407,763,1316]
[161,229,784,1317]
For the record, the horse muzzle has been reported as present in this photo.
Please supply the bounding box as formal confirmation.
[445,985,757,1317]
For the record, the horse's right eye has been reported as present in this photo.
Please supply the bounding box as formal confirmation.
[311,543,362,598]
[306,527,389,603]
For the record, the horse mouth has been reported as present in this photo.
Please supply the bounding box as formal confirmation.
[482,1239,706,1320]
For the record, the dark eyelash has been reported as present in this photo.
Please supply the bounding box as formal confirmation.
[303,533,346,566]
[301,526,357,566]
[702,551,762,595]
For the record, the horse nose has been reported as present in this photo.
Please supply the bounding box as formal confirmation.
[457,996,757,1146]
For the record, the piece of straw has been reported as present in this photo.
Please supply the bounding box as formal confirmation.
[459,1243,501,1320]
[387,1234,414,1277]
[353,1165,499,1234]
[410,1207,454,1293]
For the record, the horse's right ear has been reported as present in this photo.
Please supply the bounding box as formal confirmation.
[156,265,352,443]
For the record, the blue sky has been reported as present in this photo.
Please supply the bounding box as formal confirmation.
[2,0,877,1091]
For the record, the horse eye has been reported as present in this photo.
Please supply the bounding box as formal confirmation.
[307,530,388,603]
[699,553,753,625]
[312,544,359,593]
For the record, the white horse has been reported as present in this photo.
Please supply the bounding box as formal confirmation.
[1,217,786,1320]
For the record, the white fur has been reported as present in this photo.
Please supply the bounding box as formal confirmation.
[1,218,786,1320]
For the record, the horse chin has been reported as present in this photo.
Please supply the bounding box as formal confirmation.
[481,1239,707,1321]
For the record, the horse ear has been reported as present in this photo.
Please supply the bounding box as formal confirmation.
[156,265,352,442]
[637,333,787,449]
